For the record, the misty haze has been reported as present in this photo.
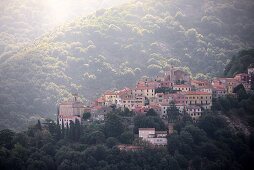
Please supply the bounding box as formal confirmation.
[0,0,254,169]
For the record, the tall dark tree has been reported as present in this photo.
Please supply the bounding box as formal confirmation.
[167,101,180,123]
[104,113,124,138]
[146,108,158,117]
[68,121,75,140]
[36,120,42,130]
[234,84,248,101]
[61,119,65,139]
[0,129,14,149]
[83,112,91,120]
[74,119,81,141]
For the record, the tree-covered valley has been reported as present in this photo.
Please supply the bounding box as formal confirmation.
[0,0,254,131]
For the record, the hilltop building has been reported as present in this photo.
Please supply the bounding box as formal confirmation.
[164,66,190,83]
[91,64,253,121]
[58,94,86,128]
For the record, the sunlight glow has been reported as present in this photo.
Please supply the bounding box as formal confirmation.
[47,0,71,24]
[44,0,130,25]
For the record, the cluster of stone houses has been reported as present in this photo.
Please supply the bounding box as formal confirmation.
[91,65,254,121]
[57,65,254,129]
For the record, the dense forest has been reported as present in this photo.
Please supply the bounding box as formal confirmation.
[1,101,254,170]
[224,49,254,77]
[0,0,254,130]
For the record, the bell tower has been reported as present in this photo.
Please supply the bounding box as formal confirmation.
[164,65,174,81]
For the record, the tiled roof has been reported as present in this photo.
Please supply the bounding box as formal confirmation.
[184,91,211,95]
[212,85,225,90]
[96,97,105,102]
[135,86,156,90]
[173,84,191,88]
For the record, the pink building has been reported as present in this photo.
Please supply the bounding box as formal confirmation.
[58,94,85,128]
[234,73,250,84]
[212,85,226,99]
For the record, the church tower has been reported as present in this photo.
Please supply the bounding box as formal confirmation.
[164,65,174,81]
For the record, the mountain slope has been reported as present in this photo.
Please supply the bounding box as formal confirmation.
[0,0,254,130]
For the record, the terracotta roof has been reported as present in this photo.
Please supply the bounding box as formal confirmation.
[173,84,191,88]
[116,88,131,95]
[212,85,225,90]
[96,97,105,103]
[184,91,211,95]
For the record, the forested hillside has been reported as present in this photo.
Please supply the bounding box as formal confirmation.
[1,0,254,130]
[224,49,254,77]
[0,112,254,169]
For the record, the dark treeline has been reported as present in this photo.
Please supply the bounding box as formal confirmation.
[1,0,254,130]
[1,101,254,170]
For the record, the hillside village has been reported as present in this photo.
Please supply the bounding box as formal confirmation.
[57,65,254,147]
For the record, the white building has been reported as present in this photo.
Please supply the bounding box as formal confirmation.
[138,128,167,146]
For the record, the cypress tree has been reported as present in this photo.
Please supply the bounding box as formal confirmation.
[74,119,81,141]
[61,119,65,138]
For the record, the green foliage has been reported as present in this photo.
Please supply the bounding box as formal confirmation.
[134,115,166,133]
[0,106,253,169]
[1,0,254,130]
[104,113,124,138]
[83,112,91,120]
[167,101,181,123]
[0,129,14,149]
[224,49,254,77]
[146,108,158,116]
[234,84,248,101]
[118,108,134,117]
[119,131,134,144]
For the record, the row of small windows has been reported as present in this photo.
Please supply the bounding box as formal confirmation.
[190,113,201,116]
[187,96,212,99]
[187,109,201,112]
